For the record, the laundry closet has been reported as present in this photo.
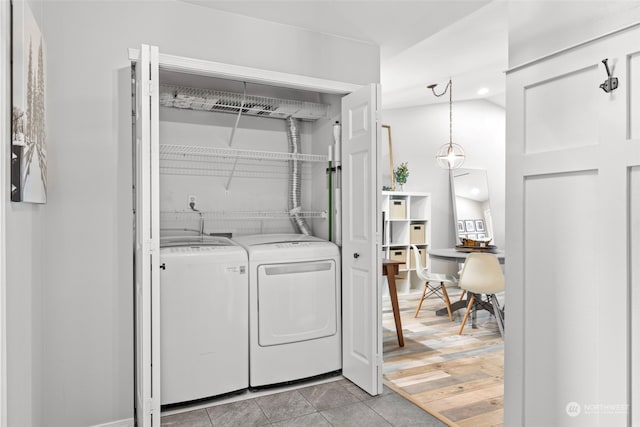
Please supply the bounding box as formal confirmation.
[131,45,381,427]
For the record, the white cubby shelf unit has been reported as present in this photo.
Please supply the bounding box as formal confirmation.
[381,191,431,294]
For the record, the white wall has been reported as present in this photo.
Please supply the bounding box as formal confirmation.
[508,1,640,68]
[2,1,379,426]
[158,98,338,238]
[381,100,505,272]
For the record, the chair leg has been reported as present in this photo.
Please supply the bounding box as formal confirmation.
[459,290,466,301]
[458,294,475,335]
[414,282,429,318]
[440,283,453,321]
[490,294,504,338]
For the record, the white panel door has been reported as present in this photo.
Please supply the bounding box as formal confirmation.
[631,167,640,427]
[505,29,640,426]
[134,44,160,427]
[341,84,382,396]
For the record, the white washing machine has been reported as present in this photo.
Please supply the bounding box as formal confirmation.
[233,234,341,387]
[160,236,248,405]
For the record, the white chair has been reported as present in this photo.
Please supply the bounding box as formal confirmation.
[457,253,505,337]
[411,245,458,321]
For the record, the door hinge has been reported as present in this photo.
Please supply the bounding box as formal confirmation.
[144,397,155,415]
[148,81,154,96]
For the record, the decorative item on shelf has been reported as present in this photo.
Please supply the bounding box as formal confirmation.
[456,237,497,253]
[427,79,465,170]
[394,162,409,191]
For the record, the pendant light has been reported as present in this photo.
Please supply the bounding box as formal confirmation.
[428,79,465,169]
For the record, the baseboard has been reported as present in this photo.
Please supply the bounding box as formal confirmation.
[90,418,134,427]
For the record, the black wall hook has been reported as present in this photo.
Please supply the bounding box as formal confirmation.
[599,59,618,93]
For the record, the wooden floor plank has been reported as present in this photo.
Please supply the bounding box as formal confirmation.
[456,408,504,427]
[413,376,503,404]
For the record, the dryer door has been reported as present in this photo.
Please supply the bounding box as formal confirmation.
[257,260,337,346]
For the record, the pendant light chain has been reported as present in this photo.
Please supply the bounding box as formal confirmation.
[430,80,453,147]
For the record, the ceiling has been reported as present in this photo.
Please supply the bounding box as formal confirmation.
[179,1,639,110]
[181,0,506,109]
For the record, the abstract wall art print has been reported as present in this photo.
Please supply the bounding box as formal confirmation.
[11,0,47,203]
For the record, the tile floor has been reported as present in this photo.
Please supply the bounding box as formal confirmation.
[161,378,447,426]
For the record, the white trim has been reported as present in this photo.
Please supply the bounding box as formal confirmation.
[128,48,361,95]
[0,2,8,426]
[506,20,640,74]
[89,418,134,427]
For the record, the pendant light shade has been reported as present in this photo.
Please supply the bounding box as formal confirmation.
[436,142,465,169]
[428,79,465,170]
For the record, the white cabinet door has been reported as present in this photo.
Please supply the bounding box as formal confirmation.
[341,84,382,396]
[134,44,160,427]
[505,29,640,426]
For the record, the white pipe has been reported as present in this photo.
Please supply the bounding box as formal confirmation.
[333,121,342,245]
[285,117,312,235]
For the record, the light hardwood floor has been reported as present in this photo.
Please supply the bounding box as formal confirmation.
[382,290,504,427]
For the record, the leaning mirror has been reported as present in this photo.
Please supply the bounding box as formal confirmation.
[382,125,395,190]
[451,168,494,244]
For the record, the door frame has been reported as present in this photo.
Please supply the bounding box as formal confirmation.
[129,47,383,420]
[128,48,362,95]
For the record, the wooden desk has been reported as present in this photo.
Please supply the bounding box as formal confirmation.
[382,258,404,347]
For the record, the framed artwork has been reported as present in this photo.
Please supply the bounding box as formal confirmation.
[465,220,475,232]
[467,233,477,240]
[475,219,485,232]
[457,220,465,232]
[477,233,486,239]
[11,0,47,203]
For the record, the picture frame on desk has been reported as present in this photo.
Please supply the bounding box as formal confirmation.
[467,233,477,240]
[475,219,485,232]
[457,220,465,232]
[465,220,475,232]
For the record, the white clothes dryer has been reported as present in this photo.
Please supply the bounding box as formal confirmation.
[160,236,248,405]
[233,234,341,387]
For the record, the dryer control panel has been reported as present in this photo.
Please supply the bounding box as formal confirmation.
[273,242,314,249]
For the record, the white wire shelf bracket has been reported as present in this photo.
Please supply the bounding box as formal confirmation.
[159,84,329,120]
[160,210,328,220]
[160,144,328,163]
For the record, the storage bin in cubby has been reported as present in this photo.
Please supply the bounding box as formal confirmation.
[409,247,427,270]
[389,199,406,219]
[389,248,406,265]
[409,223,425,244]
[389,248,407,278]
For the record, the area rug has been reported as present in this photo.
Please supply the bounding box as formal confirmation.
[382,292,504,427]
